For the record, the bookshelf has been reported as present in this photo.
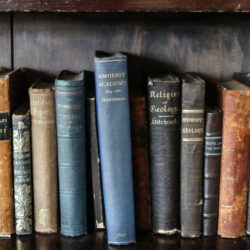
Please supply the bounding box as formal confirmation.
[0,2,249,250]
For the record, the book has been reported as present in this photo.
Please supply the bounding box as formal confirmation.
[180,73,205,238]
[87,97,105,230]
[233,73,250,87]
[12,103,33,235]
[202,108,222,236]
[29,80,58,234]
[130,94,151,231]
[147,74,181,234]
[94,52,136,245]
[217,80,250,238]
[55,70,87,237]
[0,69,24,236]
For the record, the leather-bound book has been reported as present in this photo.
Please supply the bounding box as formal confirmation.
[130,94,151,231]
[87,97,105,230]
[29,81,58,233]
[0,69,24,237]
[180,73,205,238]
[12,103,33,235]
[147,74,181,234]
[217,81,250,238]
[55,71,87,237]
[95,52,135,245]
[202,108,222,236]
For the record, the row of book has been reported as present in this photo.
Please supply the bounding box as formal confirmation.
[0,52,249,245]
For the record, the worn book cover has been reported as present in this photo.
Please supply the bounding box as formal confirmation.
[130,94,151,231]
[180,73,205,238]
[217,80,250,238]
[0,69,24,236]
[29,81,58,234]
[148,74,181,234]
[95,52,136,245]
[12,103,33,235]
[202,108,222,236]
[55,71,87,237]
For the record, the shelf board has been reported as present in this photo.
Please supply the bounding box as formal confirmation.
[4,231,250,249]
[0,0,250,12]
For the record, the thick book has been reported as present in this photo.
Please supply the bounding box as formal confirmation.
[202,108,222,236]
[94,52,136,245]
[147,74,181,234]
[217,80,250,238]
[29,81,58,234]
[0,69,23,236]
[12,103,33,235]
[180,73,205,238]
[87,97,105,230]
[130,94,151,231]
[55,71,87,237]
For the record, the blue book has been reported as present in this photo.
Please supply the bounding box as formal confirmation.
[94,52,136,245]
[55,70,87,237]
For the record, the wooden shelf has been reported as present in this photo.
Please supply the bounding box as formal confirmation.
[4,231,250,249]
[0,0,250,13]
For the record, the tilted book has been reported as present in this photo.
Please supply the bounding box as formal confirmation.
[180,73,205,238]
[29,80,58,233]
[95,52,136,245]
[13,103,33,235]
[217,81,250,238]
[130,94,151,231]
[0,69,24,236]
[55,71,87,237]
[147,74,181,234]
[87,97,105,230]
[202,108,222,236]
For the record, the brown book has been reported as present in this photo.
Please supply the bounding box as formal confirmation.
[130,95,151,230]
[0,69,24,236]
[217,80,250,238]
[29,81,58,233]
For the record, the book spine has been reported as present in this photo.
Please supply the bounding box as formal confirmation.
[29,89,58,233]
[180,80,205,237]
[148,76,181,234]
[87,97,105,230]
[202,111,222,236]
[55,77,87,237]
[0,77,14,236]
[12,112,33,235]
[130,95,151,231]
[218,90,249,238]
[95,53,135,245]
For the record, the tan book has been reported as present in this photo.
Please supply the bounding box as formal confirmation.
[217,80,250,238]
[29,81,58,233]
[0,69,24,236]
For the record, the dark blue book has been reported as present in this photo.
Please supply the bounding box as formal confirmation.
[94,52,136,245]
[55,70,87,237]
[12,103,33,235]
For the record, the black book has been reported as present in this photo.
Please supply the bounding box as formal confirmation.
[87,97,105,230]
[180,73,205,238]
[147,74,181,234]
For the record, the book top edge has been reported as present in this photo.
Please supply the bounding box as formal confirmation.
[29,80,54,93]
[220,80,250,92]
[56,70,84,82]
[148,74,180,84]
[94,52,126,63]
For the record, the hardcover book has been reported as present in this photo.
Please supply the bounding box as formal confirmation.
[147,74,181,234]
[130,94,151,231]
[29,80,58,234]
[55,71,87,237]
[12,103,33,235]
[202,108,222,236]
[0,69,23,236]
[94,52,136,245]
[87,97,105,230]
[180,73,205,238]
[217,80,250,238]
